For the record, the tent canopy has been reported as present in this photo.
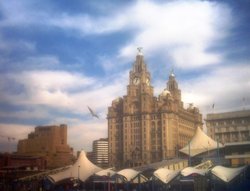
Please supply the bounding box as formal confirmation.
[179,127,223,157]
[95,168,116,177]
[211,165,247,183]
[153,168,180,184]
[115,168,140,182]
[48,151,102,183]
[181,167,207,177]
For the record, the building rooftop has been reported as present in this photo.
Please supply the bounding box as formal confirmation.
[206,109,250,121]
[224,141,250,147]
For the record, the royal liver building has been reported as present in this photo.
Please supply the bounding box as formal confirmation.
[107,49,202,168]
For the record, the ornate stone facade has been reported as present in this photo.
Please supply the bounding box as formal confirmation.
[107,50,202,168]
[17,124,73,169]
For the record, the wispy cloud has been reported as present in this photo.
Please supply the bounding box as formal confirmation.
[181,63,250,114]
[0,1,232,69]
[0,34,36,53]
[68,120,107,151]
[48,1,232,69]
[0,0,247,153]
[0,71,94,107]
[118,1,232,68]
[0,69,127,117]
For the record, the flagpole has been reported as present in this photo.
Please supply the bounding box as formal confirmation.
[212,103,215,114]
[217,139,220,165]
[242,97,246,110]
[188,141,191,166]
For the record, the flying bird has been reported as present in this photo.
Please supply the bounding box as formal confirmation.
[87,106,99,119]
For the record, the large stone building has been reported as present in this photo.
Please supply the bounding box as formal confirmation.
[206,110,250,143]
[17,124,74,169]
[107,49,202,168]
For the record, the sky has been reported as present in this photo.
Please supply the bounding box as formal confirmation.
[0,0,250,153]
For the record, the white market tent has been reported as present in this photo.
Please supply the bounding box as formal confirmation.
[211,165,247,183]
[116,168,140,182]
[95,168,116,177]
[181,167,207,177]
[115,168,148,183]
[153,168,180,184]
[48,151,102,183]
[179,127,223,157]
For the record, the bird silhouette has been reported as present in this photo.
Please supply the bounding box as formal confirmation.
[87,106,99,119]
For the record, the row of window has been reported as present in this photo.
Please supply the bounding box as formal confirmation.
[208,119,250,126]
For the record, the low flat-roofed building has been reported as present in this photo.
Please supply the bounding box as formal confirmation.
[0,153,46,170]
[17,124,74,169]
[206,110,250,144]
[224,141,250,167]
[0,153,46,181]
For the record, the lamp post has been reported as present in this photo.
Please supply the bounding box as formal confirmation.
[217,139,220,164]
[188,141,191,166]
[107,172,111,191]
[78,165,80,182]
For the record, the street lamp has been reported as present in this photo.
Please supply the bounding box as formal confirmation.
[78,165,80,182]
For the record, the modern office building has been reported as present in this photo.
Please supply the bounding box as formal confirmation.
[107,49,202,168]
[92,138,109,168]
[206,110,250,144]
[17,124,74,169]
[224,141,250,167]
[206,110,250,166]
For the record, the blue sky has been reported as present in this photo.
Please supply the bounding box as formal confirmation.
[0,0,250,153]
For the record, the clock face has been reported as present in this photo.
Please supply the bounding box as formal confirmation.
[133,77,140,85]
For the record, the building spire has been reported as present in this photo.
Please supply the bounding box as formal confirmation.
[170,67,175,77]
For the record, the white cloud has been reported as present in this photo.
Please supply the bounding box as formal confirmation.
[181,64,250,115]
[2,63,249,152]
[68,120,107,151]
[50,13,128,35]
[0,109,49,120]
[0,71,94,108]
[0,34,36,53]
[0,0,232,69]
[0,124,32,140]
[0,69,127,116]
[49,0,232,69]
[23,56,60,67]
[118,0,232,68]
[0,0,243,153]
[0,67,129,152]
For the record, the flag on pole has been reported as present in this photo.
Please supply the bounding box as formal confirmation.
[242,97,246,110]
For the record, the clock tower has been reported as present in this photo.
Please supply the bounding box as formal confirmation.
[125,48,154,113]
[108,48,202,168]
